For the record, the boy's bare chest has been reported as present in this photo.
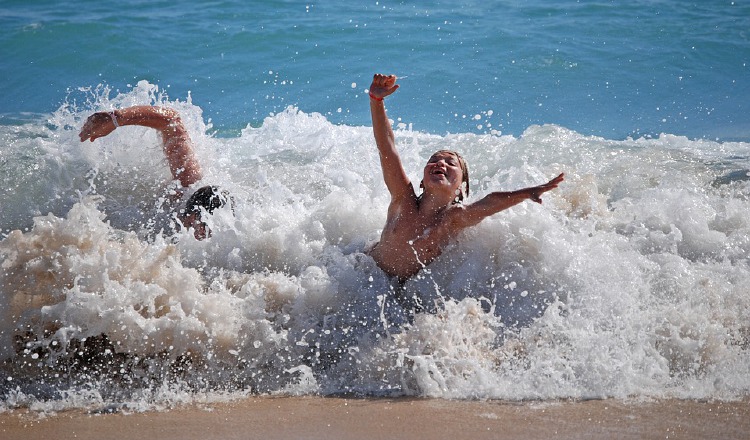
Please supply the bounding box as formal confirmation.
[386,206,452,247]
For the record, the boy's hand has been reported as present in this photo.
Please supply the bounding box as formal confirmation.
[529,173,565,203]
[80,112,117,142]
[369,74,399,100]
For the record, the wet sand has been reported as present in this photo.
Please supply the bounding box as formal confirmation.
[2,396,749,440]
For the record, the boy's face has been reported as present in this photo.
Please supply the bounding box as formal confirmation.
[423,151,464,195]
[180,212,210,240]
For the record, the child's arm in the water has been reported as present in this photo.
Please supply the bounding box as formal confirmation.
[369,74,412,200]
[80,106,202,188]
[456,173,565,228]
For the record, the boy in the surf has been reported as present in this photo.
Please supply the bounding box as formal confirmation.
[79,106,230,240]
[366,74,564,282]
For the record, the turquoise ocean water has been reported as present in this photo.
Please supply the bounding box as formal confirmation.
[3,0,749,139]
[1,0,750,411]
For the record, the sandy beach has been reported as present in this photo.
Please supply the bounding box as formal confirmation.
[2,396,748,440]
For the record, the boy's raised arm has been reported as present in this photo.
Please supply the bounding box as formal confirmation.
[80,106,202,188]
[369,74,411,200]
[457,173,565,228]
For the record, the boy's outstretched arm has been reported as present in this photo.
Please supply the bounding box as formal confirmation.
[369,74,411,199]
[457,173,565,228]
[79,106,202,188]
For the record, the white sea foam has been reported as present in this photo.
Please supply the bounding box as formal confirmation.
[1,83,749,411]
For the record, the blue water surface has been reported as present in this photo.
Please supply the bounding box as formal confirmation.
[1,0,749,140]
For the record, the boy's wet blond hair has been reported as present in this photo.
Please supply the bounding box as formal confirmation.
[430,150,470,203]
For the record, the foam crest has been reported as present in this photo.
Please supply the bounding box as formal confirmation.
[2,85,750,411]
